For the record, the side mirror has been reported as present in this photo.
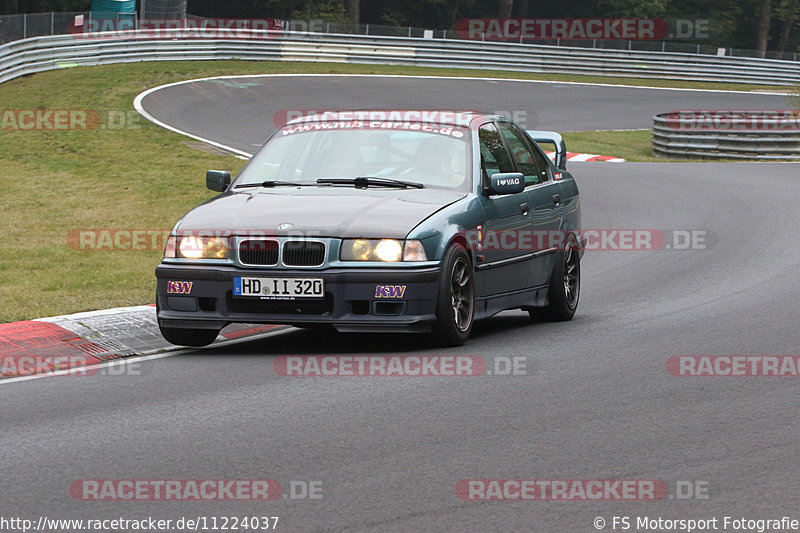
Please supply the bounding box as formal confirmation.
[489,172,525,195]
[527,130,567,170]
[206,170,231,192]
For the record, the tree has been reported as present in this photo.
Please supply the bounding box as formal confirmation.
[756,0,771,53]
[1,0,19,13]
[498,0,513,18]
[776,0,799,52]
[597,0,668,18]
[290,0,348,22]
[346,0,359,24]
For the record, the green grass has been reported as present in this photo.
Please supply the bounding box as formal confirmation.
[0,60,779,322]
[562,129,661,161]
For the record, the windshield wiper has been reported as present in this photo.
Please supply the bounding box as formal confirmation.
[316,177,425,189]
[234,180,315,188]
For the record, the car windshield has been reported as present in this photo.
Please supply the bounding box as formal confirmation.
[234,122,471,191]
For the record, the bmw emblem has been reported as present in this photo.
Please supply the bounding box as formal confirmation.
[278,223,293,231]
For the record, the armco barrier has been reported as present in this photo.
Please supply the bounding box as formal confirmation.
[2,28,800,86]
[652,112,800,160]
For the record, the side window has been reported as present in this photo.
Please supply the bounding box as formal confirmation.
[528,140,551,182]
[498,122,549,186]
[478,123,514,180]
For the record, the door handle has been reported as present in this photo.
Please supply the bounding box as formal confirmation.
[552,194,561,206]
[520,202,529,215]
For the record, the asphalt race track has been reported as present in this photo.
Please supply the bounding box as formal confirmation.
[3,76,800,531]
[136,75,789,153]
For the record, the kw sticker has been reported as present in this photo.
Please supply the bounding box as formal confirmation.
[166,281,193,295]
[375,285,406,299]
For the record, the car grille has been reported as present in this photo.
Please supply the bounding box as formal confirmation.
[283,240,326,267]
[239,239,279,266]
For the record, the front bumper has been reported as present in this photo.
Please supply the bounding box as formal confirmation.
[156,263,441,333]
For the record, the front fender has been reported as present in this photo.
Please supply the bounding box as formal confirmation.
[407,195,485,262]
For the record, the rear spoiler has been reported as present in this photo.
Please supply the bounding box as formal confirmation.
[526,130,567,171]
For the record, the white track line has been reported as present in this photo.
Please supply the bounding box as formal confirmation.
[133,84,252,159]
[35,304,155,323]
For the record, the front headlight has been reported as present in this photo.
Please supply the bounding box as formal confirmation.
[375,239,403,262]
[341,239,428,262]
[165,235,229,260]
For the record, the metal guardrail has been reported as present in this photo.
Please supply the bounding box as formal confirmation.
[2,28,800,86]
[3,12,800,62]
[652,112,800,160]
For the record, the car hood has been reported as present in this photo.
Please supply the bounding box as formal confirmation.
[176,187,468,239]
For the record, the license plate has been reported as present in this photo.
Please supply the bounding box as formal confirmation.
[233,277,324,299]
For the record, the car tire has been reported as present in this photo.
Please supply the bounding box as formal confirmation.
[529,233,580,322]
[159,326,220,347]
[433,244,475,346]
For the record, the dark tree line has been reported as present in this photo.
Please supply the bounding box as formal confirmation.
[2,0,798,53]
